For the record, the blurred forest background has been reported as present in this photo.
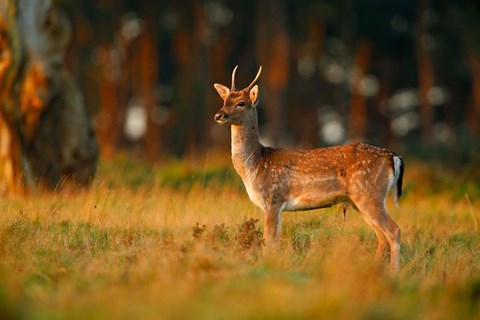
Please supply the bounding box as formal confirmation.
[1,0,480,192]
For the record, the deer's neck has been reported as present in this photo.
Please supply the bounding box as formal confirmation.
[230,110,262,172]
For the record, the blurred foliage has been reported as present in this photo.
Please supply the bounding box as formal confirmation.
[53,0,480,158]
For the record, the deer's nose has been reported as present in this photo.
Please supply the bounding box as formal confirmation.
[214,112,226,122]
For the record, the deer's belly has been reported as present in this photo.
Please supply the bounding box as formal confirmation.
[283,178,346,211]
[284,193,347,211]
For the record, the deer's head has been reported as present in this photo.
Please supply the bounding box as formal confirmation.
[214,66,262,125]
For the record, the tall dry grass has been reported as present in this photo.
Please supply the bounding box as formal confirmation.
[0,153,479,319]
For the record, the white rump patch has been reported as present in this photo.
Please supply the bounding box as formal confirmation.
[391,156,402,206]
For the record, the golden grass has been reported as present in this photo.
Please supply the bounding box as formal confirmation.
[0,153,479,319]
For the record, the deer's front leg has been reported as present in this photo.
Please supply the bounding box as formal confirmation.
[262,204,284,247]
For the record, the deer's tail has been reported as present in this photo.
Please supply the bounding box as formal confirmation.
[392,155,404,207]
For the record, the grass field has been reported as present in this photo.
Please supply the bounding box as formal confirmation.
[0,152,479,319]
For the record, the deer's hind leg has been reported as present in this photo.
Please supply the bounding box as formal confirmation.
[351,196,401,272]
[371,224,390,259]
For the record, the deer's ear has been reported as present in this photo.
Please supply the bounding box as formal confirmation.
[214,83,230,100]
[249,85,259,105]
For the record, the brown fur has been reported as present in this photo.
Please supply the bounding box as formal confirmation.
[214,66,403,271]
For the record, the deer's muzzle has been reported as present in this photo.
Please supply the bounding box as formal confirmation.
[214,112,227,123]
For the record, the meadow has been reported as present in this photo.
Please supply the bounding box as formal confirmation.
[0,151,479,319]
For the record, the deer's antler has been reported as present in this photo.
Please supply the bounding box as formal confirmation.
[245,66,262,91]
[231,65,238,91]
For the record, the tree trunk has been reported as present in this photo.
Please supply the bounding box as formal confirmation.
[467,55,480,137]
[140,31,161,160]
[256,0,289,145]
[373,56,395,148]
[96,45,118,159]
[349,41,371,141]
[0,0,98,193]
[415,0,435,144]
[0,0,25,193]
[296,17,324,147]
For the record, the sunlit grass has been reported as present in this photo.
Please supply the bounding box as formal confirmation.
[0,152,479,319]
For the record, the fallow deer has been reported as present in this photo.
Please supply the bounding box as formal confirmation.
[213,66,404,271]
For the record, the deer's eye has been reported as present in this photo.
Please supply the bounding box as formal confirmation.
[236,102,245,108]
